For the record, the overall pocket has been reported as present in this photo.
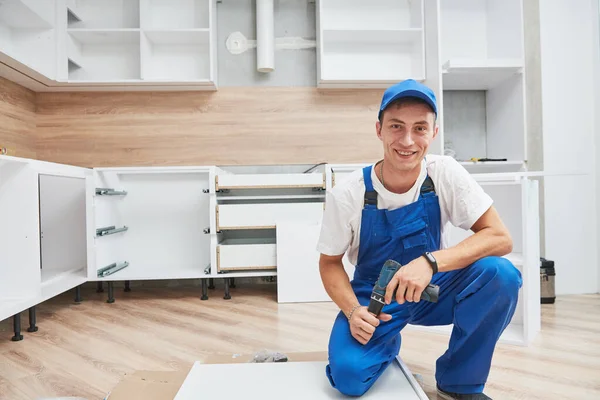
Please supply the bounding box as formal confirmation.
[392,218,430,265]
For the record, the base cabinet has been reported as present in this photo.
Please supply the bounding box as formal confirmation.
[0,156,541,346]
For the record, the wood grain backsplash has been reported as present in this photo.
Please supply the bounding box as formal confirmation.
[36,88,386,168]
[0,77,37,159]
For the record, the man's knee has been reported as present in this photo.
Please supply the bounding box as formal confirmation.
[327,351,373,397]
[471,256,522,297]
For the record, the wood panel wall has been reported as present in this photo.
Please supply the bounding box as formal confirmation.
[36,88,385,168]
[0,77,37,159]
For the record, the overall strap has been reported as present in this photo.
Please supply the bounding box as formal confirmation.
[420,174,436,196]
[362,165,377,208]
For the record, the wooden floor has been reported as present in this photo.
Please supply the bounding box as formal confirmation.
[0,282,598,400]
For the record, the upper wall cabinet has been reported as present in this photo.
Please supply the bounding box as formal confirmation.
[316,0,426,88]
[439,0,527,169]
[60,0,217,88]
[0,0,217,90]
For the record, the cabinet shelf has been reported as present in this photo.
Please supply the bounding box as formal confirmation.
[216,172,325,191]
[442,58,523,90]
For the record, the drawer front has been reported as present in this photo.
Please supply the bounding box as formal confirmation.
[216,173,325,190]
[217,243,277,271]
[217,203,323,230]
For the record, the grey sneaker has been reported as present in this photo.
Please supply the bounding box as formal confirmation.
[437,385,492,399]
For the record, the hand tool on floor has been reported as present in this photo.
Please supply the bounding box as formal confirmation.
[368,259,439,316]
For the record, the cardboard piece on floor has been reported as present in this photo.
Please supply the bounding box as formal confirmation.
[104,370,189,400]
[174,355,428,400]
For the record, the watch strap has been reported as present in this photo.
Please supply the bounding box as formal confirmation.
[424,252,438,274]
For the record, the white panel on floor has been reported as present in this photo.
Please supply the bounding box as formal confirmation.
[174,359,427,400]
[276,220,354,303]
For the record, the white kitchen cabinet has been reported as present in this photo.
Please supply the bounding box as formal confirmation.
[0,155,90,325]
[439,0,527,170]
[316,0,426,88]
[208,165,326,283]
[0,0,218,90]
[89,166,212,282]
[61,0,217,86]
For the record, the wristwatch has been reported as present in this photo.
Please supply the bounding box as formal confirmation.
[423,252,438,274]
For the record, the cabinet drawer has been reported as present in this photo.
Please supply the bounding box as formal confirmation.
[216,203,323,230]
[216,173,325,190]
[217,242,277,272]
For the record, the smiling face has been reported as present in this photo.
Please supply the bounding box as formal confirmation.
[376,98,438,173]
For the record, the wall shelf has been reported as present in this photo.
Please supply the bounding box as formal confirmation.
[442,58,524,90]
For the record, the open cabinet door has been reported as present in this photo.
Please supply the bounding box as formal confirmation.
[0,158,41,322]
[39,173,88,299]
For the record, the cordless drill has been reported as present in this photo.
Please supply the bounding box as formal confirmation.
[367,259,440,316]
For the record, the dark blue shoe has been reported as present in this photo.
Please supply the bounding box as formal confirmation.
[437,385,492,399]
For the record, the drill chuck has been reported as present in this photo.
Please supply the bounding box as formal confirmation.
[367,259,440,316]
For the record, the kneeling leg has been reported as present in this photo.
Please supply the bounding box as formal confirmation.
[326,302,410,396]
[433,256,522,394]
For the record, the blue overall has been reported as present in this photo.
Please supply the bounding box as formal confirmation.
[326,165,522,396]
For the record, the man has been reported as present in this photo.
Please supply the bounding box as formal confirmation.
[317,79,522,399]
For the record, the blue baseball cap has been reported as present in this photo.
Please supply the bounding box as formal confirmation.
[378,79,438,120]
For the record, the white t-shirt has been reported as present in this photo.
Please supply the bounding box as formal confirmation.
[316,154,493,265]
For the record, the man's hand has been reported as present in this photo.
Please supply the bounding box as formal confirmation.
[348,306,392,345]
[384,256,433,305]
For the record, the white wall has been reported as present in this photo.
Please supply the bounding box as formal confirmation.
[539,0,599,294]
[593,0,600,294]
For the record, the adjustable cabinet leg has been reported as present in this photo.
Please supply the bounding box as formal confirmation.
[96,282,104,293]
[230,278,236,288]
[12,314,23,341]
[201,279,208,300]
[124,281,131,292]
[74,285,82,304]
[107,282,115,304]
[27,307,38,332]
[208,278,215,289]
[224,278,231,300]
